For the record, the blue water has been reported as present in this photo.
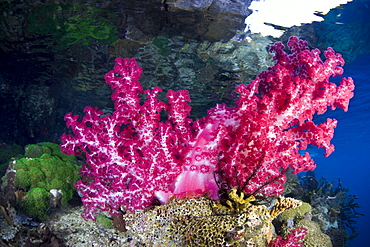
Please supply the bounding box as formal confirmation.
[313,54,370,246]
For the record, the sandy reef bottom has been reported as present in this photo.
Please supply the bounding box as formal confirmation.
[0,205,143,247]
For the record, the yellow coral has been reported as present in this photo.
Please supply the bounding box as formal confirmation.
[213,188,256,214]
[269,197,302,220]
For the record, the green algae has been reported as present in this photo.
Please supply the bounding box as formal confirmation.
[27,3,119,50]
[2,142,80,220]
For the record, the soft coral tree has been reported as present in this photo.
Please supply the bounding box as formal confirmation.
[61,58,193,219]
[61,37,354,220]
[210,36,355,197]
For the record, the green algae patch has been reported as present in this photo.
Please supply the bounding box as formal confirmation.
[96,215,114,229]
[14,153,80,204]
[27,3,119,50]
[2,142,80,220]
[152,35,172,56]
[19,187,51,220]
[25,142,77,163]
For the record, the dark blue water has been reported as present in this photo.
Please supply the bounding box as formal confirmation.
[313,54,370,246]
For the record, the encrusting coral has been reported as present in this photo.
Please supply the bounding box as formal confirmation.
[124,189,302,246]
[278,201,312,222]
[295,219,332,247]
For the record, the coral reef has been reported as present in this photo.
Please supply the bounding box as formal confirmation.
[275,202,333,246]
[280,172,363,246]
[300,175,363,239]
[0,1,363,245]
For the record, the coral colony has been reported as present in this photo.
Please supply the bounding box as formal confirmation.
[61,37,354,224]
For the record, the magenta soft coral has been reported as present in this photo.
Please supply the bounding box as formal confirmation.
[61,37,354,220]
[61,58,192,219]
[214,36,355,197]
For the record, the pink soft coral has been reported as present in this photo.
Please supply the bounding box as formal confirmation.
[61,37,354,220]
